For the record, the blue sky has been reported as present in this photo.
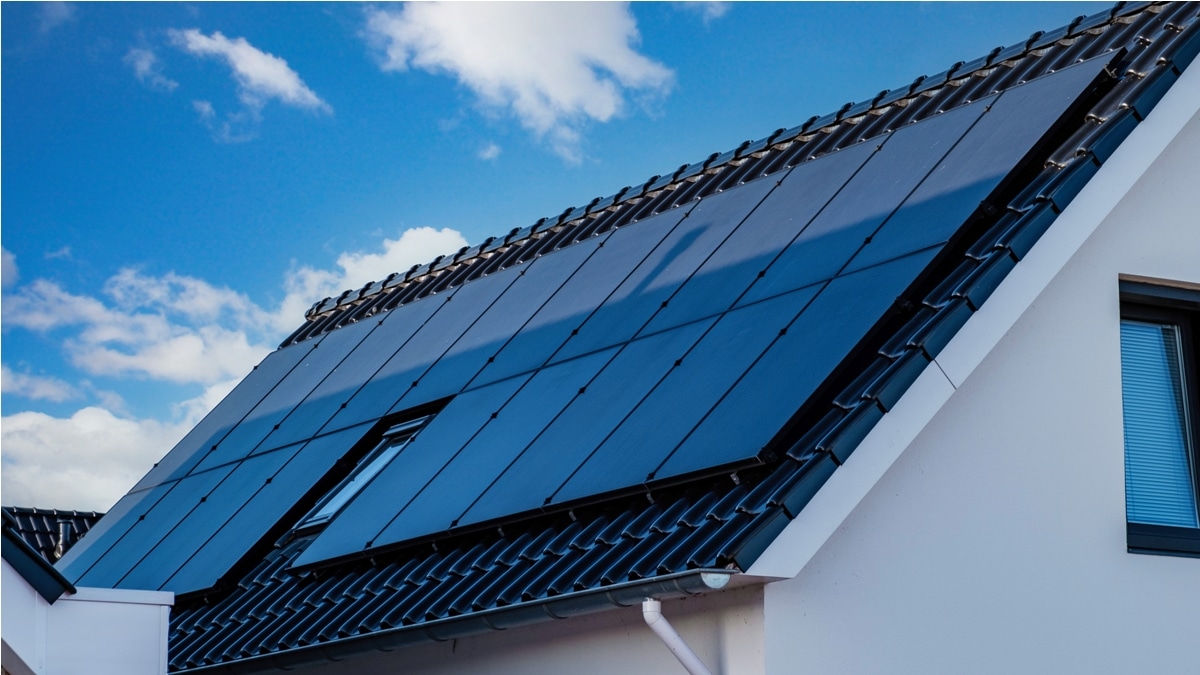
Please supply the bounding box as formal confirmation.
[2,1,1111,511]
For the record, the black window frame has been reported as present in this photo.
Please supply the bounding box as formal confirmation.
[1119,279,1200,558]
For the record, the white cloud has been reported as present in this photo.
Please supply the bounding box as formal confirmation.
[2,275,272,385]
[364,2,673,162]
[193,99,216,119]
[0,379,234,511]
[478,142,501,161]
[1,366,79,403]
[125,47,179,92]
[38,2,75,34]
[335,226,469,290]
[675,2,730,23]
[169,29,330,113]
[2,247,18,289]
[1,226,469,509]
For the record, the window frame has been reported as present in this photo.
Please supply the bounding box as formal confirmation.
[293,415,431,535]
[1119,279,1200,558]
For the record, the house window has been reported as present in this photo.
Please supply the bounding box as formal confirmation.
[1119,280,1200,557]
[296,415,430,532]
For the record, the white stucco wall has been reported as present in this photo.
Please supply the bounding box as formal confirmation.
[761,68,1200,673]
[2,559,173,675]
[296,584,764,675]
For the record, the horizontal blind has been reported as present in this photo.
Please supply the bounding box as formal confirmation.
[1120,320,1198,527]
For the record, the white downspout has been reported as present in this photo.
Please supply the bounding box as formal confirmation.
[642,598,713,675]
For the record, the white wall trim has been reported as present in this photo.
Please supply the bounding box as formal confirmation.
[748,56,1200,580]
[61,586,174,607]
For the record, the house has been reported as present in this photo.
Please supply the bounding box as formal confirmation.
[51,3,1199,673]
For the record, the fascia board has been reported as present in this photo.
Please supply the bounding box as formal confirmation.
[748,56,1200,580]
[62,586,175,607]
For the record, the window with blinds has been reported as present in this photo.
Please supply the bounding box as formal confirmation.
[1119,280,1200,557]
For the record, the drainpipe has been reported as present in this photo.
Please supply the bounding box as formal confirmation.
[642,598,713,675]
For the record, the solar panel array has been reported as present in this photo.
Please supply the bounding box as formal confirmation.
[56,55,1112,594]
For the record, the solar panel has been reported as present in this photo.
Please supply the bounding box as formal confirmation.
[322,265,522,432]
[55,480,176,582]
[130,338,320,490]
[846,55,1113,273]
[552,283,824,504]
[114,445,300,590]
[369,347,619,547]
[551,174,779,363]
[657,248,939,478]
[160,424,372,594]
[642,139,879,335]
[469,205,695,388]
[735,95,995,309]
[292,372,533,568]
[256,281,451,454]
[397,237,605,408]
[190,319,378,474]
[74,466,235,587]
[459,318,718,527]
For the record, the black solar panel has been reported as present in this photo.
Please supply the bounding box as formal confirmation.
[552,283,825,503]
[469,206,695,386]
[115,444,300,590]
[74,466,235,587]
[459,318,718,528]
[259,283,452,452]
[641,138,878,335]
[191,320,377,474]
[291,373,534,567]
[736,95,994,309]
[846,56,1113,273]
[658,248,939,478]
[161,424,372,594]
[130,338,320,491]
[551,173,779,363]
[61,49,1120,592]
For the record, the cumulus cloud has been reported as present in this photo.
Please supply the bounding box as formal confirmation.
[2,275,271,385]
[2,226,468,509]
[1,366,79,403]
[0,379,234,511]
[38,2,75,34]
[169,29,330,113]
[125,47,179,92]
[364,2,673,162]
[2,247,18,289]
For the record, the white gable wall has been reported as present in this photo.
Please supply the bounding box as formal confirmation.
[2,558,173,675]
[760,67,1200,673]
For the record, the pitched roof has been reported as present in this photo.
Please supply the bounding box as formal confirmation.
[2,506,104,563]
[52,3,1200,672]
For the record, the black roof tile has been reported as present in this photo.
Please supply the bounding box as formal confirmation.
[2,506,104,563]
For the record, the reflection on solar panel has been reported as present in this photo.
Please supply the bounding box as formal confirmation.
[59,49,1119,594]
